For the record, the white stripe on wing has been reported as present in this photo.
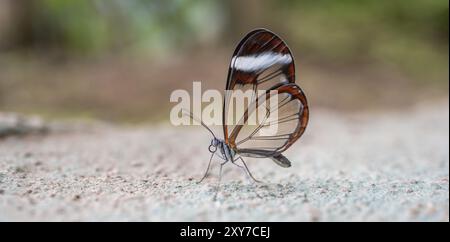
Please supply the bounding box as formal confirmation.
[232,52,292,72]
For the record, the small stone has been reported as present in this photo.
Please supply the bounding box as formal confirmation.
[302,194,309,203]
[14,166,27,174]
[309,207,321,222]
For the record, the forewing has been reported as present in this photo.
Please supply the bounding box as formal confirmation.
[223,29,296,142]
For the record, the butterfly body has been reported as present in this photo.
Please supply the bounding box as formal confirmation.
[210,138,236,163]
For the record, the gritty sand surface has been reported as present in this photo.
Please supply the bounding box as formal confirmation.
[0,102,448,221]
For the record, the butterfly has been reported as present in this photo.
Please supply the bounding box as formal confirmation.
[185,28,309,197]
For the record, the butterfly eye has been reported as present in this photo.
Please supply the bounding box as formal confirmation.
[208,144,217,153]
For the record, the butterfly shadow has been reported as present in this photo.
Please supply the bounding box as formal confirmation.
[210,180,298,200]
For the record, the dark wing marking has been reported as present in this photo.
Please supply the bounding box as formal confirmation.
[270,154,291,168]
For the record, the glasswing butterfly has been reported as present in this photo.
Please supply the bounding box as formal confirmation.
[184,28,309,198]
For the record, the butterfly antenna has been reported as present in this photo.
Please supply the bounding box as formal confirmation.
[181,109,217,139]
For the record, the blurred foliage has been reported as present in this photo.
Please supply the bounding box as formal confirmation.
[2,0,447,81]
[275,0,449,83]
[2,0,223,56]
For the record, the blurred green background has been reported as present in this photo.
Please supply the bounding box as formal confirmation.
[0,0,448,123]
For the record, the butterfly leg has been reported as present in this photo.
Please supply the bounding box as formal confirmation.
[234,156,262,183]
[232,157,263,198]
[197,151,216,184]
[231,158,257,183]
[213,160,228,200]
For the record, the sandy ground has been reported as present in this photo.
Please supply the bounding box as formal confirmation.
[0,101,448,221]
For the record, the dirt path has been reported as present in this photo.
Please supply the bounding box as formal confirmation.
[0,101,448,221]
